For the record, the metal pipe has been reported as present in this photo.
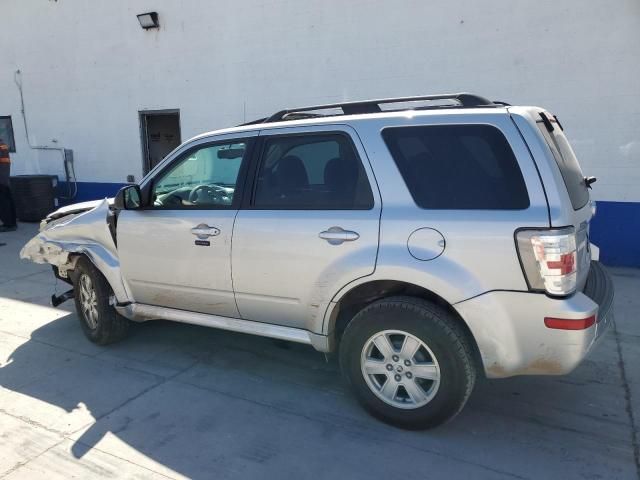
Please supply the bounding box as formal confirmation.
[14,69,77,199]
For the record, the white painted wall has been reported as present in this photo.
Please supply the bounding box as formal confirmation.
[1,0,639,201]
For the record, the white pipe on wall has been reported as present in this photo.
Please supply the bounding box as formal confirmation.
[14,69,76,200]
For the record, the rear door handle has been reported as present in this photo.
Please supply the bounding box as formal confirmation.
[319,226,360,245]
[191,224,220,238]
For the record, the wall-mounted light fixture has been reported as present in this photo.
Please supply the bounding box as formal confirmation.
[137,12,159,30]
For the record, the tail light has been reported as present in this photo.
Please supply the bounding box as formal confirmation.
[516,227,577,296]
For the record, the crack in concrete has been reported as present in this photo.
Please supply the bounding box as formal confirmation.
[0,408,65,436]
[0,435,67,479]
[0,327,105,358]
[613,317,640,480]
[0,361,198,479]
[170,377,530,480]
[0,422,179,480]
[65,438,180,480]
[68,359,200,439]
[0,327,179,380]
[0,269,50,285]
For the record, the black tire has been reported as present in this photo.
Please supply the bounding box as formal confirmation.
[72,256,130,345]
[339,296,476,429]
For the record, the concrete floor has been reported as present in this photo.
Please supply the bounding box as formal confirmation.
[0,223,638,480]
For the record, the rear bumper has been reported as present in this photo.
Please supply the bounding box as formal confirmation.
[455,261,614,378]
[582,261,614,337]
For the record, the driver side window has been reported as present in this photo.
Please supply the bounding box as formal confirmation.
[152,140,248,209]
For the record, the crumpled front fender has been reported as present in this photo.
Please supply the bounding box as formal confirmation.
[20,199,131,303]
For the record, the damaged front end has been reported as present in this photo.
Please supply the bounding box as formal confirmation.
[20,199,131,305]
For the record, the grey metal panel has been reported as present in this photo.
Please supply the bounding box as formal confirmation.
[118,209,240,317]
[323,113,549,313]
[232,123,382,334]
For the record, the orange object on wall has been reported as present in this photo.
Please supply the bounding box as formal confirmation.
[0,143,10,164]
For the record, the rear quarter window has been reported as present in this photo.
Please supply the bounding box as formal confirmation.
[382,124,530,210]
[536,115,589,210]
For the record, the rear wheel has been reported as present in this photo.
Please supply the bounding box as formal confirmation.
[340,296,476,429]
[73,257,130,345]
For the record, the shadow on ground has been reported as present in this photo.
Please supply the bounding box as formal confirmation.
[0,226,638,479]
[0,307,636,479]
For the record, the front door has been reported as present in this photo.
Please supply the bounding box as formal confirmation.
[232,126,381,333]
[118,135,255,317]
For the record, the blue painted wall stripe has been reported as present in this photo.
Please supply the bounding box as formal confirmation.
[57,182,640,268]
[590,201,640,268]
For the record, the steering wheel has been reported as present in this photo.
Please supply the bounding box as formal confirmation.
[188,184,227,204]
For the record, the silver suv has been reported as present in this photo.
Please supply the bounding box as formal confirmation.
[21,93,614,429]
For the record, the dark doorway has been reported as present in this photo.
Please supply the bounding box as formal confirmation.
[140,110,181,175]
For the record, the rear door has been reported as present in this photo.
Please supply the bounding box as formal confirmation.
[231,125,381,333]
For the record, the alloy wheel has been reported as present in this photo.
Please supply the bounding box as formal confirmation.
[361,329,440,409]
[79,273,99,329]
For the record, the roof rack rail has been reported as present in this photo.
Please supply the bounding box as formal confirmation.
[263,92,496,123]
[239,117,268,126]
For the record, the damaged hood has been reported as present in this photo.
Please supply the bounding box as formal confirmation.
[46,198,114,221]
[20,198,131,303]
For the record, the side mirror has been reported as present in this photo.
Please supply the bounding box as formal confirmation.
[114,185,142,210]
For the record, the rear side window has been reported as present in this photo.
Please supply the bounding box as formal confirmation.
[536,114,589,210]
[382,125,530,210]
[253,133,374,209]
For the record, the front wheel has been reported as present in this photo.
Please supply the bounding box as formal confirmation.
[73,257,130,345]
[339,296,476,429]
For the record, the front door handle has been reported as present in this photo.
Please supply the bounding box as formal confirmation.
[191,224,220,238]
[319,226,360,245]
